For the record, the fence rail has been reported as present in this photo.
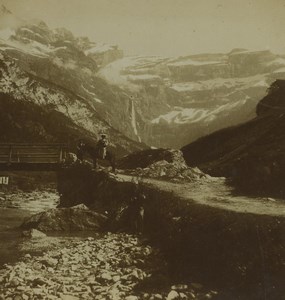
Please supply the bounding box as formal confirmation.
[0,143,68,171]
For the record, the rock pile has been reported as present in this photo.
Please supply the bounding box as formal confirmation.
[120,148,213,182]
[123,160,208,182]
[21,204,108,232]
[0,233,217,300]
[119,149,187,170]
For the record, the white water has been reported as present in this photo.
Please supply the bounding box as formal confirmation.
[131,99,141,142]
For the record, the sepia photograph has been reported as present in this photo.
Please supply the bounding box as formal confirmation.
[0,0,285,299]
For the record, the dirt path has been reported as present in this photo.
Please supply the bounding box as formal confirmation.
[116,174,285,217]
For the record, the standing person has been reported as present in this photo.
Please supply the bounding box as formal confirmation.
[76,140,86,161]
[96,133,109,160]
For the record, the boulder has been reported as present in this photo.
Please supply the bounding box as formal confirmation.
[21,204,108,231]
[166,290,180,300]
[22,229,47,238]
[125,296,138,300]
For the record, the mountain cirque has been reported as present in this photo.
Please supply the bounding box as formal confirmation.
[99,50,285,147]
[1,5,285,148]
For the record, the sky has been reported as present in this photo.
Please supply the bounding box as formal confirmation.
[1,0,285,57]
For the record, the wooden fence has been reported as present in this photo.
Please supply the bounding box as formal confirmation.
[0,143,68,171]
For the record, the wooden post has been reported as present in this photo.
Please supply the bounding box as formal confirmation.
[8,145,12,165]
[59,147,63,163]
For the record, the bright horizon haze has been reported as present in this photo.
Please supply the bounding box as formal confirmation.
[1,0,285,57]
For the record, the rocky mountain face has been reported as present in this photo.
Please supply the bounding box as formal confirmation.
[0,7,145,155]
[181,80,285,197]
[0,93,144,156]
[99,50,285,148]
[1,5,285,150]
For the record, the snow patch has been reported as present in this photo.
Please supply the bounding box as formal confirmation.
[151,107,209,124]
[266,57,285,67]
[0,38,48,57]
[0,28,14,40]
[34,32,43,39]
[81,84,102,103]
[98,57,141,91]
[167,59,221,67]
[31,40,50,52]
[127,74,161,81]
[253,79,268,87]
[49,46,67,52]
[273,67,285,74]
[19,27,34,34]
[170,75,269,93]
[152,95,250,125]
[229,49,271,56]
[85,43,116,55]
[0,54,109,137]
[52,57,77,70]
[98,55,169,90]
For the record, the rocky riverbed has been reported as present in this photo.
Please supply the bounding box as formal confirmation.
[0,189,60,267]
[0,188,217,300]
[0,190,59,212]
[0,233,217,300]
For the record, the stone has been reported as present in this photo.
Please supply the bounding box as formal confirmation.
[60,294,80,300]
[188,292,196,299]
[112,275,121,282]
[21,205,108,231]
[47,267,55,273]
[32,287,44,295]
[22,229,47,238]
[100,272,112,281]
[0,232,207,300]
[171,284,188,291]
[8,277,19,287]
[179,292,188,299]
[71,265,78,271]
[125,296,138,300]
[166,290,180,300]
[40,257,58,267]
[46,295,58,300]
[32,277,47,286]
[72,204,89,210]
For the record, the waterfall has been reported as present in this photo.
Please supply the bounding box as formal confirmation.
[131,98,141,142]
